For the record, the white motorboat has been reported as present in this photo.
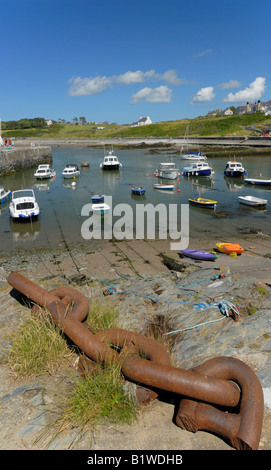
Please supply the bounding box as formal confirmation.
[100,148,122,170]
[224,161,247,177]
[182,161,214,177]
[0,186,11,204]
[155,162,179,180]
[34,164,56,179]
[91,203,110,215]
[62,164,81,178]
[154,183,174,190]
[244,178,271,186]
[238,195,267,207]
[9,189,40,219]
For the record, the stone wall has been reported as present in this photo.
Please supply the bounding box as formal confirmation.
[0,146,52,175]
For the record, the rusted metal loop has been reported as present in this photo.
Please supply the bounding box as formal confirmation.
[176,356,264,450]
[6,272,264,449]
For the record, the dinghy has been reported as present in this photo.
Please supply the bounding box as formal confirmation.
[180,249,217,261]
[131,187,146,195]
[91,203,110,215]
[238,195,267,207]
[244,178,271,186]
[154,183,174,190]
[216,243,244,255]
[188,197,217,209]
[91,194,104,202]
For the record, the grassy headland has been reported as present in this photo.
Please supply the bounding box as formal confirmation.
[2,113,271,140]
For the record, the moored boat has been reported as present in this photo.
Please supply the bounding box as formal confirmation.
[131,186,146,195]
[100,148,122,170]
[244,178,271,186]
[34,164,56,179]
[238,195,267,207]
[155,162,179,179]
[0,186,11,204]
[188,197,217,209]
[91,194,105,202]
[180,249,217,261]
[9,189,40,219]
[91,202,110,215]
[224,161,247,177]
[62,164,80,178]
[154,183,174,190]
[216,242,244,255]
[81,161,90,167]
[182,161,214,177]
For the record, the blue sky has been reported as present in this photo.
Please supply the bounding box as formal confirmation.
[2,0,271,124]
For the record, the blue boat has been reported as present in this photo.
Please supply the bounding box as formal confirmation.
[182,161,214,177]
[131,187,146,195]
[0,186,11,204]
[180,249,217,261]
[92,194,104,202]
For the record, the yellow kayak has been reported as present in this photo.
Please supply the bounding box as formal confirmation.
[216,242,244,255]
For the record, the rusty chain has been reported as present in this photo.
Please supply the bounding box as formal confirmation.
[7,271,264,450]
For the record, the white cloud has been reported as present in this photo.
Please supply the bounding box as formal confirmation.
[130,85,172,104]
[192,86,215,103]
[194,49,212,58]
[115,70,156,85]
[223,77,266,103]
[68,76,112,96]
[219,80,242,89]
[68,69,185,97]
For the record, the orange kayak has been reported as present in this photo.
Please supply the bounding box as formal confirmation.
[216,242,244,255]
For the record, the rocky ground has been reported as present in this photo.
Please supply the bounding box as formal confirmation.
[0,236,271,453]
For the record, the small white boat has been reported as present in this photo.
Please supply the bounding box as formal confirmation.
[224,161,247,177]
[154,183,174,190]
[244,178,271,186]
[9,189,40,219]
[155,162,179,180]
[34,164,56,179]
[100,148,122,170]
[180,151,207,161]
[0,186,11,204]
[180,125,207,160]
[182,161,214,177]
[91,203,110,215]
[238,195,268,207]
[62,164,80,178]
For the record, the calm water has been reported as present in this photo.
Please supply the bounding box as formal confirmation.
[0,146,270,252]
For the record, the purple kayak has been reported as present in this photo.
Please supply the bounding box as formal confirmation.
[180,249,217,261]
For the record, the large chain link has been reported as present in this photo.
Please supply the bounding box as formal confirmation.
[7,272,264,450]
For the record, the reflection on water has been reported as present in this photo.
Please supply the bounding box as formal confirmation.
[0,146,270,251]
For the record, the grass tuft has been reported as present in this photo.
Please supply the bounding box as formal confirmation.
[5,309,73,378]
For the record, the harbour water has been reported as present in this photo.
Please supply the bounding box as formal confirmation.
[0,146,270,252]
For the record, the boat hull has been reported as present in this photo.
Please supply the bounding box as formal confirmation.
[183,168,212,177]
[188,198,217,209]
[154,184,174,190]
[216,243,244,255]
[0,190,11,204]
[180,249,217,261]
[244,178,271,186]
[238,196,267,206]
[101,164,120,171]
[224,169,246,177]
[131,187,146,195]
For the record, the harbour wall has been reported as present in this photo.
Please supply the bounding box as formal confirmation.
[0,146,52,175]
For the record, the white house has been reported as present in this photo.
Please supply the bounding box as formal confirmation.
[222,108,233,116]
[131,116,152,127]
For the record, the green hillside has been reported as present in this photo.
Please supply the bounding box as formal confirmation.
[2,113,271,139]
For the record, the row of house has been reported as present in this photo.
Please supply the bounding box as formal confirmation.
[208,100,271,117]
